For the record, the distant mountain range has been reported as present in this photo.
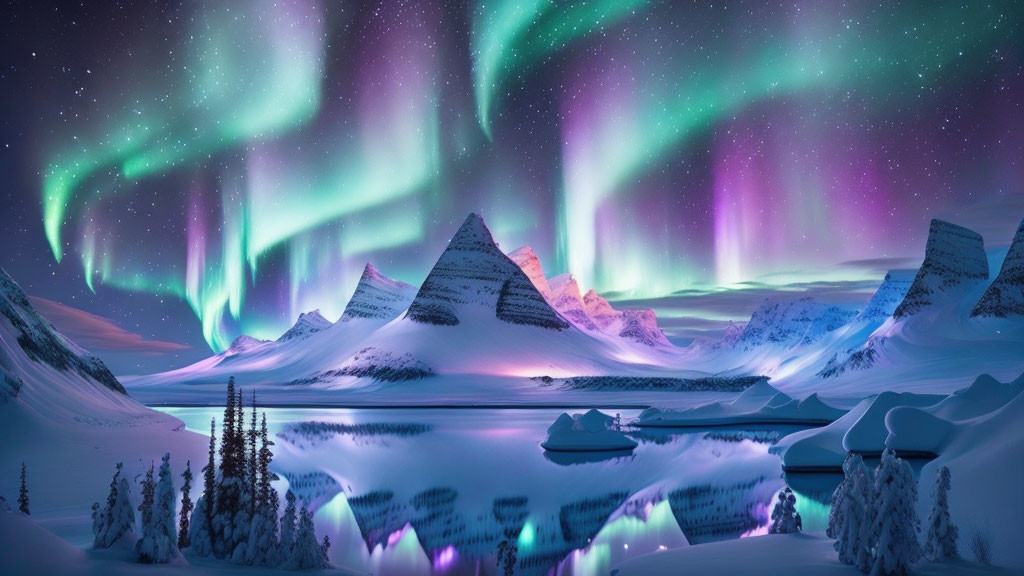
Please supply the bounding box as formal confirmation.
[115,213,1024,398]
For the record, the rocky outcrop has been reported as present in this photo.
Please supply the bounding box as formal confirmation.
[406,214,568,329]
[548,274,599,330]
[340,263,417,322]
[507,246,551,298]
[972,217,1024,318]
[893,219,989,319]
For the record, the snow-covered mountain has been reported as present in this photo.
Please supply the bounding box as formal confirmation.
[507,244,673,348]
[406,213,568,329]
[125,215,702,402]
[732,297,857,351]
[339,263,417,322]
[277,309,332,342]
[0,269,204,512]
[892,219,989,319]
[972,216,1024,318]
[854,269,916,324]
[791,219,1024,393]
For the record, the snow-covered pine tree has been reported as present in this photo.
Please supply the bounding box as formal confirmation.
[214,377,248,559]
[188,497,214,557]
[95,463,137,549]
[178,460,193,549]
[830,453,873,571]
[282,503,329,569]
[248,390,258,518]
[869,449,922,575]
[243,411,281,566]
[769,485,802,534]
[229,389,253,564]
[280,490,298,556]
[17,462,29,515]
[136,465,156,561]
[156,453,179,561]
[320,534,331,566]
[924,466,958,561]
[93,462,121,548]
[138,454,179,563]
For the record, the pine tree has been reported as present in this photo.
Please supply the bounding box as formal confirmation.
[869,450,922,576]
[280,490,298,556]
[214,377,246,559]
[282,503,329,569]
[138,454,179,563]
[94,463,136,549]
[203,418,216,532]
[178,460,193,549]
[17,462,29,515]
[247,390,258,518]
[830,453,873,571]
[769,485,802,534]
[244,411,281,566]
[320,534,331,566]
[136,465,156,560]
[188,497,214,557]
[924,466,958,562]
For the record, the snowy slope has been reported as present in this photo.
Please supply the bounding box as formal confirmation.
[0,268,205,525]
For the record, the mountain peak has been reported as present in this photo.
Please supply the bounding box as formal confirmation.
[508,246,551,297]
[278,309,332,342]
[406,213,568,329]
[228,334,269,353]
[893,219,989,319]
[972,217,1024,318]
[341,263,417,322]
[0,268,125,395]
[855,269,916,324]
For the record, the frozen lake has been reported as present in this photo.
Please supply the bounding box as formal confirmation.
[156,406,836,575]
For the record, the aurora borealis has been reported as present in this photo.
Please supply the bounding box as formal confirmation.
[2,1,1024,369]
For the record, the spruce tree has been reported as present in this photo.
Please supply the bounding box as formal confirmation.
[280,490,298,555]
[137,454,178,563]
[94,462,136,549]
[924,466,958,561]
[769,485,802,534]
[830,453,873,571]
[178,460,193,549]
[203,418,216,531]
[870,450,922,576]
[137,465,156,555]
[282,503,329,569]
[248,390,258,518]
[17,462,29,515]
[244,411,281,566]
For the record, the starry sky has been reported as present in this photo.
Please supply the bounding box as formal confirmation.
[1,1,1023,373]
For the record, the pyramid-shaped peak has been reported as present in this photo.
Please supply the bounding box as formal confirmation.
[341,263,417,322]
[406,214,568,329]
[449,212,496,248]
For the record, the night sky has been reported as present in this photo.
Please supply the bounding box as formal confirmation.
[1,1,1023,373]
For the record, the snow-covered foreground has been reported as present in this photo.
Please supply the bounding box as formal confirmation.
[611,532,1020,576]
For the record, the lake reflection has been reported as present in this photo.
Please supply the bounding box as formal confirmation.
[157,407,832,575]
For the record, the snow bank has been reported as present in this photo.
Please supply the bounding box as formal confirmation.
[541,409,638,452]
[637,381,845,427]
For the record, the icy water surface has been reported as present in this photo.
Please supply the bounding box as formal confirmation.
[157,407,834,575]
